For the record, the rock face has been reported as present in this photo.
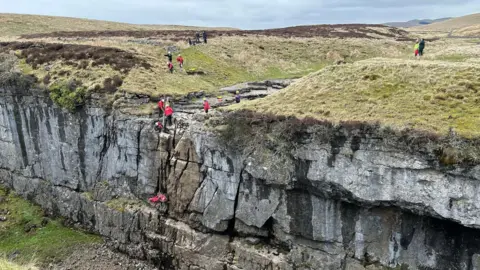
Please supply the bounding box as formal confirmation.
[3,86,480,269]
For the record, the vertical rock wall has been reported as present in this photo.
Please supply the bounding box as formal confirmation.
[2,87,480,269]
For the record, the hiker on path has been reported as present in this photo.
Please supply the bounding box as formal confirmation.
[195,32,201,43]
[168,62,174,73]
[158,99,165,117]
[235,91,241,103]
[164,51,173,62]
[414,39,420,58]
[177,54,184,70]
[419,38,425,57]
[165,105,174,126]
[203,31,208,44]
[203,98,210,113]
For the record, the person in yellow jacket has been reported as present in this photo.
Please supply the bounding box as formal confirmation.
[414,39,420,58]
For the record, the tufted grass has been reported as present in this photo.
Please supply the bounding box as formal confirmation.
[2,35,410,99]
[232,58,480,137]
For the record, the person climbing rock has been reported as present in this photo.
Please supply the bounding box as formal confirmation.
[203,31,207,44]
[168,61,174,73]
[177,54,184,70]
[419,38,425,57]
[154,121,163,132]
[414,40,420,58]
[164,51,173,62]
[148,193,167,203]
[235,91,241,103]
[203,98,210,113]
[158,99,165,117]
[165,105,174,126]
[217,96,222,103]
[195,32,201,43]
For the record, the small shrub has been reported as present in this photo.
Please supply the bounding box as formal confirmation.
[112,75,123,87]
[42,74,51,85]
[49,81,87,112]
[434,94,447,101]
[78,60,89,69]
[423,95,431,101]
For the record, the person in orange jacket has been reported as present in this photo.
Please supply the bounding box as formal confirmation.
[176,55,184,70]
[203,98,210,113]
[157,99,165,117]
[165,105,174,126]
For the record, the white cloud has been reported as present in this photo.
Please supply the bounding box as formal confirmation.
[0,0,479,29]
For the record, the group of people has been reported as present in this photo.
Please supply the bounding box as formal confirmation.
[154,91,241,133]
[164,51,184,73]
[154,98,174,132]
[414,38,426,58]
[188,31,208,46]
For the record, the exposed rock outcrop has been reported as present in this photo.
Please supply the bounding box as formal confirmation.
[2,85,480,269]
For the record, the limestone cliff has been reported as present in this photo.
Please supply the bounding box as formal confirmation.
[2,85,480,270]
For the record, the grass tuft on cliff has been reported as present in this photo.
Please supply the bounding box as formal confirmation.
[0,187,101,265]
[232,58,480,137]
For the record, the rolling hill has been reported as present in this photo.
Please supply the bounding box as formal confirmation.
[410,13,480,32]
[0,13,235,36]
[384,18,451,28]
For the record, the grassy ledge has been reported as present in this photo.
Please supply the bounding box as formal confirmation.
[0,187,101,266]
[231,58,480,138]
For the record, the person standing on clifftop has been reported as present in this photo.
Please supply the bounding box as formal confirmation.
[165,105,174,126]
[203,31,208,44]
[203,98,210,113]
[176,54,184,70]
[164,51,173,62]
[235,91,241,103]
[419,38,425,57]
[414,40,420,58]
[158,99,165,117]
[195,32,201,43]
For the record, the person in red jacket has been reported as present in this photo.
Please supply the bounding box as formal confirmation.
[157,99,165,117]
[165,105,173,126]
[176,55,184,70]
[168,61,174,73]
[203,98,210,113]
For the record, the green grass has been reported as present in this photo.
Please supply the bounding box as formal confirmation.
[106,197,146,212]
[233,58,480,137]
[436,54,469,62]
[0,188,101,265]
[6,35,409,100]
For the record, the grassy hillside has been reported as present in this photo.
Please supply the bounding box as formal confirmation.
[0,187,100,266]
[0,33,410,105]
[232,57,480,137]
[384,18,451,28]
[0,258,37,270]
[410,13,480,32]
[453,24,480,37]
[0,13,233,37]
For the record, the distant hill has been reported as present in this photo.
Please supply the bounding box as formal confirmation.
[384,18,451,28]
[410,13,480,32]
[0,13,236,36]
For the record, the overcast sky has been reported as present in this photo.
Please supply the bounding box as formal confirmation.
[1,0,479,29]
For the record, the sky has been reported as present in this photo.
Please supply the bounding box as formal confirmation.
[1,0,479,29]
